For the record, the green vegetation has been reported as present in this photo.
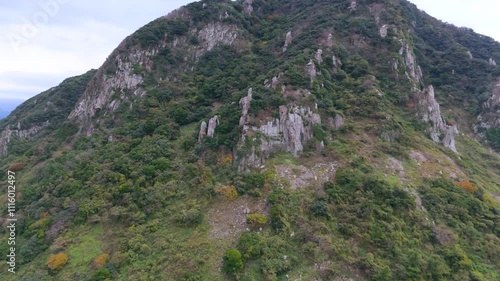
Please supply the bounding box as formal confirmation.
[0,0,498,280]
[486,128,500,150]
[223,248,244,274]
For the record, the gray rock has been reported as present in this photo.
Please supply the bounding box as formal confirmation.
[379,24,389,38]
[243,0,253,15]
[207,116,219,138]
[328,114,344,130]
[197,22,239,54]
[416,86,458,152]
[475,78,500,138]
[327,33,334,48]
[238,104,322,170]
[0,121,50,157]
[315,49,323,64]
[348,0,357,12]
[239,88,253,125]
[283,31,293,52]
[198,121,208,141]
[307,60,317,85]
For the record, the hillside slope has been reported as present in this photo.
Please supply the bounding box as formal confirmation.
[0,1,498,280]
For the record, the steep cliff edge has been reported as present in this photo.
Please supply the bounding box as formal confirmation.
[0,70,95,157]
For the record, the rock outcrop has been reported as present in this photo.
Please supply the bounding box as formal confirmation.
[0,121,50,157]
[348,0,357,12]
[416,86,458,152]
[198,116,220,140]
[198,121,208,142]
[307,60,317,85]
[400,39,458,152]
[69,46,150,134]
[237,94,322,170]
[475,78,500,137]
[239,88,253,125]
[328,114,345,130]
[332,55,342,68]
[243,0,254,15]
[379,24,389,38]
[207,116,219,137]
[315,49,323,64]
[70,16,242,136]
[283,31,293,52]
[402,44,423,84]
[197,22,239,55]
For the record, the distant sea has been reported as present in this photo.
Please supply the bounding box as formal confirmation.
[0,99,24,120]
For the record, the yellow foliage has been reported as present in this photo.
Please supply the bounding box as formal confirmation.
[218,154,233,165]
[454,181,478,193]
[200,167,214,185]
[216,185,238,200]
[247,214,268,228]
[482,193,497,208]
[93,253,109,269]
[46,252,68,272]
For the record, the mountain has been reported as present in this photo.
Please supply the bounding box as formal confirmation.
[0,0,498,280]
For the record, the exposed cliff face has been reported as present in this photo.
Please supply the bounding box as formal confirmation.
[0,121,50,157]
[196,22,239,57]
[69,7,243,136]
[416,86,458,152]
[400,38,458,152]
[237,89,322,170]
[476,78,500,136]
[69,46,147,134]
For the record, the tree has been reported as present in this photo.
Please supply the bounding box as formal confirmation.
[223,248,244,274]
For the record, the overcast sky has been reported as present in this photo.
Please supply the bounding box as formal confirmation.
[0,0,499,103]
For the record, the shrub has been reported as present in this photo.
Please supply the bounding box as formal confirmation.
[246,214,268,228]
[215,185,238,200]
[454,181,478,193]
[46,252,68,273]
[310,199,328,217]
[9,162,25,172]
[270,204,290,232]
[235,173,266,194]
[93,253,109,269]
[94,268,112,280]
[223,248,244,274]
[486,128,500,151]
[238,232,264,259]
[175,208,204,227]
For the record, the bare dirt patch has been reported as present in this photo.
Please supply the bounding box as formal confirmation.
[207,195,268,242]
[275,163,336,190]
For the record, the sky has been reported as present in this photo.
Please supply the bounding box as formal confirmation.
[0,0,499,106]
